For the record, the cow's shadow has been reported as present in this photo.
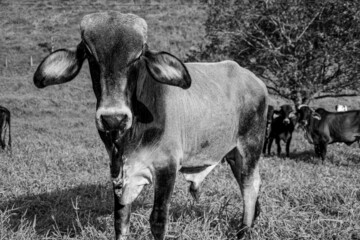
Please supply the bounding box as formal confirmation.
[0,183,152,237]
[288,150,318,164]
[1,183,243,238]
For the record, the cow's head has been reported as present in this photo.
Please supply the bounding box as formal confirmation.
[296,104,321,127]
[34,11,191,134]
[274,104,296,125]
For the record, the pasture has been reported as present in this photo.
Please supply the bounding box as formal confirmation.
[1,1,360,239]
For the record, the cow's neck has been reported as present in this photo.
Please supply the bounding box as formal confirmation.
[124,73,166,154]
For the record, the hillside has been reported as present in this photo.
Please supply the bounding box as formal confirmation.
[0,0,207,75]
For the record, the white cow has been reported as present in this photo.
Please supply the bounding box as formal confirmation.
[335,104,348,112]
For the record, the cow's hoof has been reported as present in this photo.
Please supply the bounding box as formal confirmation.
[150,222,166,240]
[237,224,250,240]
[189,185,201,202]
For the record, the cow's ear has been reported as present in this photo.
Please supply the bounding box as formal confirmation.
[34,42,86,88]
[273,110,280,119]
[143,50,191,89]
[289,111,297,119]
[312,112,321,120]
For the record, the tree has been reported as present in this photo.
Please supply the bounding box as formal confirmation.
[188,0,360,105]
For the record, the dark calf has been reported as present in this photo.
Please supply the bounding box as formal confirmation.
[263,105,274,154]
[297,105,360,163]
[0,105,11,152]
[266,104,296,157]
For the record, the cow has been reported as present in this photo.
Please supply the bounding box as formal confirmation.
[335,104,348,112]
[264,104,296,157]
[33,11,268,240]
[0,105,11,152]
[263,105,274,154]
[297,105,360,163]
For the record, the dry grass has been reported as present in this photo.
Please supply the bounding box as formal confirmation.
[1,1,360,239]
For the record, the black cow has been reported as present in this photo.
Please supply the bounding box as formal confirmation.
[265,104,296,157]
[297,105,360,162]
[263,105,274,154]
[0,105,11,152]
[33,11,268,240]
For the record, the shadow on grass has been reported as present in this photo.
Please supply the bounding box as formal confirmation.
[288,150,318,164]
[263,150,318,164]
[264,148,360,166]
[0,183,150,237]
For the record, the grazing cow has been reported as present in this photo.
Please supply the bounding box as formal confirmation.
[297,105,360,162]
[335,104,348,112]
[33,11,268,240]
[263,105,274,154]
[0,105,11,152]
[265,104,296,157]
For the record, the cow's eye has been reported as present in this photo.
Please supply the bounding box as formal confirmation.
[127,50,143,67]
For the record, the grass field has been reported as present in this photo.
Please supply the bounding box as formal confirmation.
[1,1,360,240]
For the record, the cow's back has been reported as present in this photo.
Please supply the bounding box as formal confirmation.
[319,110,360,143]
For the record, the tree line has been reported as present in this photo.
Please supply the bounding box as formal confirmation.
[187,0,360,106]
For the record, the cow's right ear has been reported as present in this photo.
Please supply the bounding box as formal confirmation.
[312,112,321,120]
[273,110,281,119]
[34,42,86,88]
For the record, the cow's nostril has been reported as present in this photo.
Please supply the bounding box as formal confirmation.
[101,114,128,130]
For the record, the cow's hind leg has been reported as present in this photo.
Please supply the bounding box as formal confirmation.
[226,142,261,239]
[262,137,268,154]
[150,160,177,240]
[267,137,273,155]
[276,137,281,156]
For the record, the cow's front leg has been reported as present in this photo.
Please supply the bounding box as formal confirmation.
[314,144,321,160]
[98,131,129,239]
[114,193,131,240]
[150,161,177,240]
[285,136,292,158]
[110,146,130,239]
[319,142,327,164]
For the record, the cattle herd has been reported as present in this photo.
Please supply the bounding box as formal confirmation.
[0,11,358,240]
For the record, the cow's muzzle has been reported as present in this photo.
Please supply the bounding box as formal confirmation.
[96,107,132,132]
[299,120,308,127]
[101,114,128,130]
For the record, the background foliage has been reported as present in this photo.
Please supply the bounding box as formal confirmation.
[188,0,360,105]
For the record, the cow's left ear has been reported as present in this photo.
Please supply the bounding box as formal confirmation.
[273,110,281,119]
[142,50,191,89]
